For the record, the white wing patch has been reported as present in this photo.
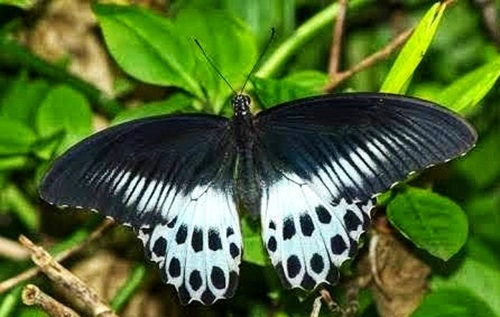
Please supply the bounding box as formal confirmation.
[261,172,373,290]
[136,184,242,305]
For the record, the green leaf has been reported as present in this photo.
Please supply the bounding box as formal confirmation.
[35,85,92,154]
[2,184,39,231]
[0,156,29,171]
[252,71,328,108]
[241,217,268,266]
[412,288,495,317]
[0,116,37,155]
[465,193,500,246]
[112,94,194,125]
[434,57,500,114]
[432,243,500,316]
[173,7,258,112]
[381,2,447,93]
[387,186,468,260]
[220,0,296,47]
[0,74,50,126]
[93,4,203,99]
[455,129,500,189]
[0,0,39,9]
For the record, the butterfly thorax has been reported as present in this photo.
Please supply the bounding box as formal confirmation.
[231,94,262,216]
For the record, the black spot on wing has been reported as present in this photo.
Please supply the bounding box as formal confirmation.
[287,255,301,278]
[201,289,216,305]
[226,227,234,237]
[191,228,203,252]
[211,266,226,290]
[152,237,166,257]
[300,273,315,290]
[310,253,324,274]
[267,236,277,252]
[344,209,362,231]
[189,270,202,291]
[283,218,296,240]
[299,214,314,236]
[315,206,331,224]
[175,225,187,244]
[330,235,347,255]
[167,216,177,228]
[169,257,181,278]
[269,221,276,230]
[230,243,240,258]
[208,229,222,251]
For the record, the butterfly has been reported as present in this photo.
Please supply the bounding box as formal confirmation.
[40,92,476,305]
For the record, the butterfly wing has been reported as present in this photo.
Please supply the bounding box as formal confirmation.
[40,115,242,305]
[254,93,476,289]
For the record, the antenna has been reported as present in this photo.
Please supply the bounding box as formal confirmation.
[240,28,276,94]
[194,28,276,95]
[194,39,236,94]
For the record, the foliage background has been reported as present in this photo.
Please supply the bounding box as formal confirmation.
[0,0,499,316]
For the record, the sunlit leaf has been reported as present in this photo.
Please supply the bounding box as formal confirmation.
[381,2,447,93]
[387,186,468,260]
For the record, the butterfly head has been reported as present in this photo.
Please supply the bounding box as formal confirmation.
[232,94,251,117]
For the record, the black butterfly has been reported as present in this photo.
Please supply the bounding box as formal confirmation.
[40,93,476,305]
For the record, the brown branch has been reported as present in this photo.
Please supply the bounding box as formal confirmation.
[324,27,414,92]
[310,295,323,317]
[0,236,30,260]
[19,235,118,317]
[328,0,349,78]
[0,220,114,294]
[23,284,80,317]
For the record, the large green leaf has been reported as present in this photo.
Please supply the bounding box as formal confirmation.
[252,70,328,108]
[387,186,468,260]
[173,7,258,113]
[111,93,195,125]
[434,57,500,114]
[412,288,496,317]
[381,2,446,93]
[93,4,202,99]
[431,242,500,316]
[35,85,92,155]
[0,74,50,126]
[0,116,36,155]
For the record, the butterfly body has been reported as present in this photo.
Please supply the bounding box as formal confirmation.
[40,93,476,305]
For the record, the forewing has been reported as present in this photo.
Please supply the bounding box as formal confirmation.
[255,93,476,204]
[254,93,476,290]
[40,114,242,305]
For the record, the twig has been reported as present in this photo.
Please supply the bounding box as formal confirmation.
[0,236,29,260]
[310,295,322,317]
[256,0,368,78]
[324,28,413,92]
[474,0,500,47]
[0,220,113,294]
[319,288,339,311]
[328,0,348,79]
[22,284,80,317]
[19,235,118,317]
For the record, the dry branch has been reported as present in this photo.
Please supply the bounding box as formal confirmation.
[19,234,118,317]
[23,284,80,317]
[0,220,113,294]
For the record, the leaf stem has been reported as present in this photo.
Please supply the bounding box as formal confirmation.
[256,0,368,78]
